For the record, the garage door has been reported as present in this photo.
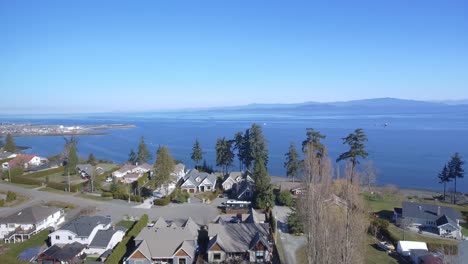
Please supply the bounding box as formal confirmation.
[189,189,195,193]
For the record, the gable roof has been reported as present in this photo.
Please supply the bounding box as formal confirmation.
[89,227,125,248]
[136,163,153,171]
[245,208,266,224]
[207,223,270,253]
[39,242,85,260]
[182,169,216,188]
[0,206,60,224]
[435,215,458,228]
[402,202,463,224]
[76,164,93,176]
[183,217,199,237]
[133,219,197,259]
[59,216,111,237]
[8,154,37,167]
[115,164,136,174]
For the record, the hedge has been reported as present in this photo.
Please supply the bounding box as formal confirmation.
[25,167,64,178]
[101,192,113,198]
[12,176,43,186]
[427,242,458,255]
[46,181,82,192]
[105,214,149,264]
[112,193,143,203]
[153,196,171,206]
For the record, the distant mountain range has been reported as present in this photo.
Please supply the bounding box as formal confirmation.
[196,98,468,115]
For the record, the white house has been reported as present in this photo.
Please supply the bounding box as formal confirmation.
[8,154,42,169]
[112,163,153,179]
[171,163,186,182]
[49,216,111,246]
[222,172,253,191]
[85,227,126,256]
[180,169,217,193]
[0,206,65,243]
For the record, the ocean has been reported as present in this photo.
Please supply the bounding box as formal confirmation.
[1,110,467,192]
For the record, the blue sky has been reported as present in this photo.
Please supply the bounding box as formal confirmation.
[1,0,467,113]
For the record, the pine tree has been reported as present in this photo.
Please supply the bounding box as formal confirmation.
[4,133,16,152]
[448,152,465,204]
[65,142,78,175]
[302,128,326,158]
[191,139,203,167]
[154,146,175,190]
[253,156,274,209]
[438,164,450,201]
[88,153,97,166]
[137,136,151,164]
[336,128,368,183]
[249,124,268,167]
[284,142,300,182]
[215,138,234,175]
[233,131,244,171]
[128,149,137,164]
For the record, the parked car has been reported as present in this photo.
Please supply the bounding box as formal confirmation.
[105,177,113,183]
[378,241,395,253]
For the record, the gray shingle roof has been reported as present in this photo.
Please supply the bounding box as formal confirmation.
[89,228,124,248]
[40,242,85,260]
[60,216,111,237]
[76,164,93,177]
[183,169,216,188]
[402,202,462,223]
[133,218,197,259]
[207,223,270,253]
[0,206,60,224]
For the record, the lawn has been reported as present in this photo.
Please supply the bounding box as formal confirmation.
[2,230,48,259]
[2,182,38,189]
[42,200,76,210]
[116,220,135,230]
[40,171,83,183]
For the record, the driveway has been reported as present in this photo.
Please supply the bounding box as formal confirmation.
[0,182,220,226]
[273,206,306,264]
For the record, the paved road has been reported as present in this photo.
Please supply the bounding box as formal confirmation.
[273,206,306,264]
[0,182,220,226]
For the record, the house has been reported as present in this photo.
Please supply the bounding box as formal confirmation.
[126,217,198,264]
[394,201,464,239]
[278,181,304,196]
[49,215,112,246]
[396,241,428,257]
[76,164,93,178]
[0,151,17,160]
[37,242,87,264]
[207,222,272,263]
[112,164,137,178]
[214,208,266,224]
[123,173,144,184]
[86,226,126,256]
[7,154,42,169]
[222,172,253,191]
[180,169,217,193]
[172,163,186,182]
[0,206,65,243]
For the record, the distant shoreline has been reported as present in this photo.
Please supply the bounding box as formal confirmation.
[0,123,136,137]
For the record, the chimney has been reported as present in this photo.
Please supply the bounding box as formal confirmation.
[437,206,441,216]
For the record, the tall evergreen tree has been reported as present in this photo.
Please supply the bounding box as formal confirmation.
[215,137,234,175]
[154,146,175,190]
[241,129,253,170]
[4,133,16,152]
[253,156,274,209]
[233,131,244,171]
[302,128,326,158]
[128,149,137,164]
[448,152,465,204]
[336,128,368,183]
[137,136,151,164]
[249,124,268,167]
[191,139,203,167]
[284,142,300,182]
[65,141,78,175]
[438,164,450,201]
[88,153,97,166]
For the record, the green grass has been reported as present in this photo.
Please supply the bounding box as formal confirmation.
[2,181,39,189]
[42,200,76,210]
[366,236,402,264]
[3,230,48,259]
[75,193,111,202]
[40,171,82,183]
[116,220,135,230]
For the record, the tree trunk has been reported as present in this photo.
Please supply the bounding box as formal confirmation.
[454,177,457,204]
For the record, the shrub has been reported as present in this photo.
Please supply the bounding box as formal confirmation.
[46,181,82,192]
[101,192,113,198]
[105,214,148,264]
[287,210,304,234]
[112,193,143,202]
[175,192,190,203]
[153,196,171,206]
[269,210,276,233]
[0,199,4,207]
[276,191,293,206]
[6,191,16,202]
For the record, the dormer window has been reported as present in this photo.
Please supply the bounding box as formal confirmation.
[236,177,241,182]
[196,177,201,182]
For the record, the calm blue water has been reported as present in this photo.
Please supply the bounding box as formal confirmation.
[1,110,467,192]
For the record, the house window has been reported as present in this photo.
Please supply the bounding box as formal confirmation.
[55,236,60,240]
[179,258,186,264]
[81,237,85,241]
[68,236,72,240]
[256,251,264,259]
[206,186,211,190]
[214,253,221,260]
